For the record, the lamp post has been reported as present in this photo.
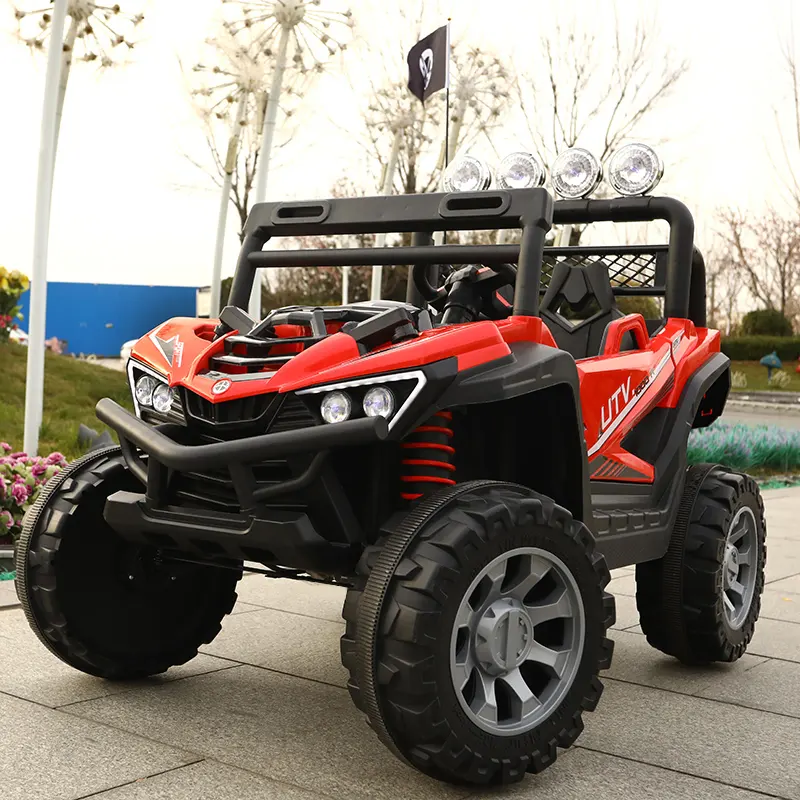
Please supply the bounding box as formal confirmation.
[16,0,144,455]
[223,0,353,320]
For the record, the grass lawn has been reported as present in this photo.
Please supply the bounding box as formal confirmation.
[0,343,132,459]
[730,360,800,392]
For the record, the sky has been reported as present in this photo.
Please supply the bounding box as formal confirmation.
[0,0,798,288]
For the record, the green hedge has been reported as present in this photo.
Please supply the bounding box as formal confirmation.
[721,336,800,361]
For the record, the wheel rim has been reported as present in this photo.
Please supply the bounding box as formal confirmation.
[723,506,758,629]
[449,547,585,736]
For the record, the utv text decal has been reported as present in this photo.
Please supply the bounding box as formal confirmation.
[587,347,673,459]
[600,377,631,432]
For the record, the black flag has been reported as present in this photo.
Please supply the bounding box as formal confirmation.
[407,24,449,104]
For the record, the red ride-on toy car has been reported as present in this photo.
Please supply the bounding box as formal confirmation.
[16,182,765,787]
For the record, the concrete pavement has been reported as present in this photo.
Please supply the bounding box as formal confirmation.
[1,488,799,800]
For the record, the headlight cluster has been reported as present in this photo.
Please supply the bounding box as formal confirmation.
[320,386,395,424]
[444,142,663,200]
[134,373,177,415]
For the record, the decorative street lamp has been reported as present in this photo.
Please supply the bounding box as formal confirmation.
[15,0,144,456]
[222,0,353,318]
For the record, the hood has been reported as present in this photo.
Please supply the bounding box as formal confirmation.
[129,310,554,404]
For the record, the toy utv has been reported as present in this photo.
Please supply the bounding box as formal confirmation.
[16,182,765,787]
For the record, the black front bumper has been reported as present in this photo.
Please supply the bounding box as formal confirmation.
[96,398,389,572]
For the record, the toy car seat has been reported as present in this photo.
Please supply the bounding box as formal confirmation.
[539,260,638,360]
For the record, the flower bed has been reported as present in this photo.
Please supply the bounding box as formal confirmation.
[0,443,67,547]
[688,423,800,473]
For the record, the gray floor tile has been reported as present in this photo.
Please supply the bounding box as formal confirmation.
[201,606,346,687]
[476,747,769,800]
[760,587,800,623]
[229,601,265,615]
[235,575,346,623]
[0,578,19,609]
[765,549,800,584]
[610,593,640,631]
[1,692,196,800]
[579,679,800,798]
[66,665,468,800]
[607,630,766,694]
[0,608,237,707]
[606,573,636,597]
[767,573,800,594]
[697,657,800,718]
[88,760,324,800]
[749,616,800,662]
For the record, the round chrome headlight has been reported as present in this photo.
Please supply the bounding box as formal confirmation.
[443,154,493,192]
[497,151,546,190]
[320,391,351,424]
[551,148,602,199]
[363,386,395,419]
[135,375,157,407]
[607,143,663,196]
[152,383,175,414]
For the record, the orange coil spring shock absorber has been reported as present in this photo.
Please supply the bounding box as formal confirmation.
[400,410,456,502]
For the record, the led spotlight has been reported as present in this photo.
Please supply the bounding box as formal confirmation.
[551,148,602,199]
[497,151,546,189]
[607,143,663,196]
[443,154,493,192]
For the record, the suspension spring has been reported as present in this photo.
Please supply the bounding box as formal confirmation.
[400,410,456,502]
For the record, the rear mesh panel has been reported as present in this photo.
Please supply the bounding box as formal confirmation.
[541,247,666,292]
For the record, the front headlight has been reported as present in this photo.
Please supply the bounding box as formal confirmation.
[607,143,663,197]
[443,154,493,192]
[135,375,157,407]
[320,391,352,424]
[298,371,426,432]
[363,386,395,419]
[152,383,176,414]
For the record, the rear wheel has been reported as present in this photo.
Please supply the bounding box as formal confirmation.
[341,481,614,786]
[15,447,241,679]
[636,465,766,664]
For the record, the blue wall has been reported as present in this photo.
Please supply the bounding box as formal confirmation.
[17,283,198,357]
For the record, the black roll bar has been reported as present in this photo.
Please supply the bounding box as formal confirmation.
[228,190,699,324]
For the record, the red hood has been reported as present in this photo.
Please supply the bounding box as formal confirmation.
[130,315,555,403]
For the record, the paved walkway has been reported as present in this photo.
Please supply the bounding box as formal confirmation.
[2,488,799,800]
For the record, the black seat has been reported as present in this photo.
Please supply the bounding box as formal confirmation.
[540,261,632,360]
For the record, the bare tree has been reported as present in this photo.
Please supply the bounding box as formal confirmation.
[513,12,688,167]
[705,239,743,334]
[717,207,800,324]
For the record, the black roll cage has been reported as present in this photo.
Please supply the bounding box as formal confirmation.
[228,188,704,326]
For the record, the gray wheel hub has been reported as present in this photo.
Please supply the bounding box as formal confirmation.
[450,547,585,737]
[723,506,758,630]
[474,599,534,674]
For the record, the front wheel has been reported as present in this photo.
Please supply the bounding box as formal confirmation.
[341,481,614,786]
[15,447,242,679]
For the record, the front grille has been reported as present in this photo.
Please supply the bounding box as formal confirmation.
[541,246,667,293]
[269,395,318,433]
[184,390,276,426]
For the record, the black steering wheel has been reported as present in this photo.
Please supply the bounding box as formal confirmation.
[412,262,517,323]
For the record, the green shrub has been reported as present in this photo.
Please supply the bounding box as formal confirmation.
[688,422,800,472]
[741,309,793,336]
[721,336,800,361]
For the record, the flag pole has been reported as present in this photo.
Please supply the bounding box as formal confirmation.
[436,19,452,249]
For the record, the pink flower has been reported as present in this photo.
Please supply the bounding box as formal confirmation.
[0,443,10,452]
[45,452,65,466]
[10,482,29,505]
[31,463,48,477]
[9,452,26,461]
[0,511,12,530]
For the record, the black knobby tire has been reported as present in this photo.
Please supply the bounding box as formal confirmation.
[341,481,614,786]
[15,446,242,679]
[636,465,766,664]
